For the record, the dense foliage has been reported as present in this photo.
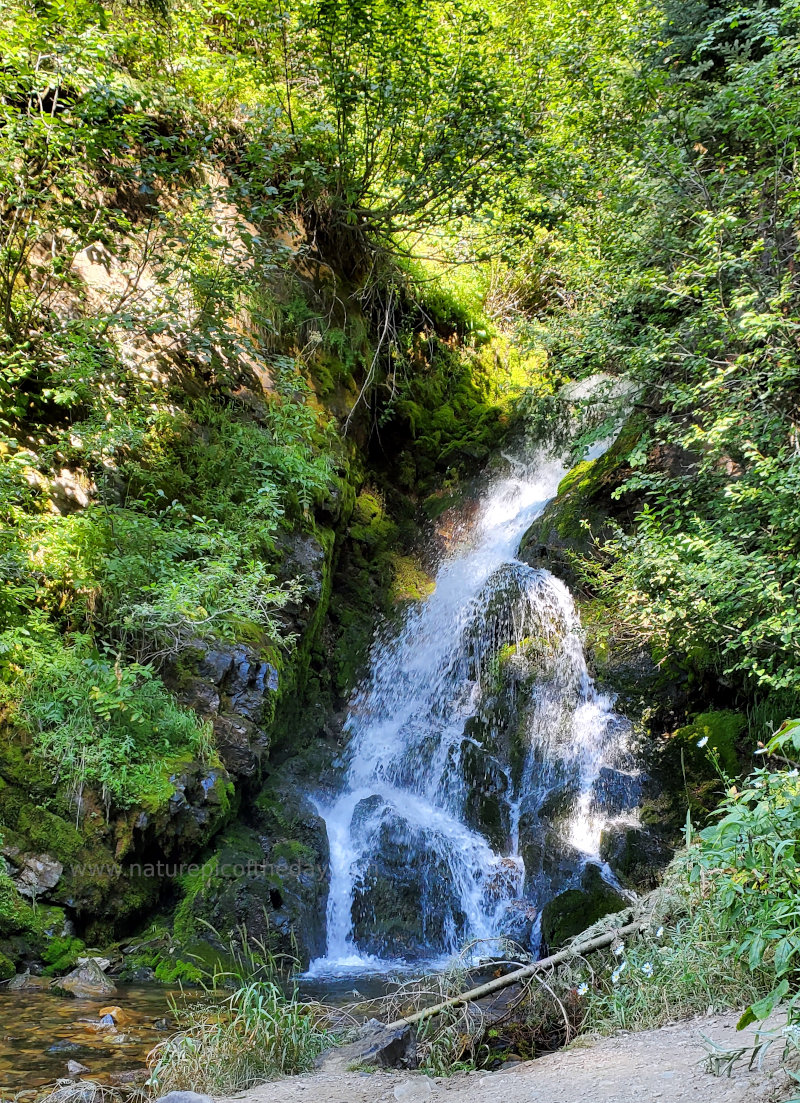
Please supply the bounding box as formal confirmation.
[512,0,800,713]
[0,0,536,813]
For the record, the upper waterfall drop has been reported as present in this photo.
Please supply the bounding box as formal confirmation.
[309,450,640,976]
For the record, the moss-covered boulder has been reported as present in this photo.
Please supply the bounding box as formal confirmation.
[668,710,745,778]
[599,824,673,889]
[350,804,464,958]
[540,863,627,948]
[172,763,332,968]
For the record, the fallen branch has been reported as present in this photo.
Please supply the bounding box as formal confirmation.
[385,918,647,1031]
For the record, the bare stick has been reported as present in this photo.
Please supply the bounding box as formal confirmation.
[384,918,647,1031]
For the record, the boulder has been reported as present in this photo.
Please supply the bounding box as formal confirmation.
[350,805,465,958]
[320,1019,416,1070]
[599,824,672,889]
[53,959,116,998]
[540,863,628,948]
[8,971,51,990]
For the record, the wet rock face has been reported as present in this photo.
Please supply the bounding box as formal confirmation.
[170,642,280,781]
[6,852,63,899]
[349,804,465,958]
[178,770,332,967]
[599,824,672,889]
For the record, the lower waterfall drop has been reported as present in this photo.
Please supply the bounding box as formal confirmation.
[309,451,640,975]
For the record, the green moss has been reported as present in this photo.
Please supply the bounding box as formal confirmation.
[173,858,219,943]
[0,950,14,980]
[15,805,84,862]
[42,935,85,975]
[272,840,315,864]
[541,865,627,947]
[390,555,435,603]
[0,872,37,938]
[670,710,746,778]
[153,956,205,984]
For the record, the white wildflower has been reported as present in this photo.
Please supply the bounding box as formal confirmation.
[577,982,589,996]
[611,962,627,984]
[656,926,664,939]
[697,735,709,748]
[613,943,625,957]
[641,962,654,977]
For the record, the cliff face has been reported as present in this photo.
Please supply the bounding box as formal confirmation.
[0,142,528,973]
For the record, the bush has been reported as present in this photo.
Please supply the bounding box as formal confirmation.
[1,629,217,808]
[690,718,800,1026]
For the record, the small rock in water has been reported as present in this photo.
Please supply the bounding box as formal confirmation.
[47,1041,82,1054]
[154,1093,214,1103]
[98,1004,133,1025]
[8,971,51,990]
[67,1059,90,1075]
[110,1069,148,1086]
[54,959,116,999]
[104,1032,136,1044]
[394,1077,436,1101]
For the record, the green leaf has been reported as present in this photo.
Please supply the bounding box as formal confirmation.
[737,980,790,1029]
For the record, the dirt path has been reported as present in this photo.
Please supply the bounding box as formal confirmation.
[217,1011,794,1103]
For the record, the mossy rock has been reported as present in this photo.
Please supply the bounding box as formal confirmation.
[518,415,644,589]
[540,863,627,948]
[668,710,745,778]
[390,554,435,604]
[0,950,14,980]
[599,824,673,890]
[41,935,86,975]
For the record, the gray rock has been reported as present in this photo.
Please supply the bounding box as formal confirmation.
[321,1020,417,1070]
[76,955,112,972]
[67,1059,90,1075]
[8,971,51,990]
[197,648,234,684]
[53,959,116,999]
[154,1093,214,1103]
[12,853,63,898]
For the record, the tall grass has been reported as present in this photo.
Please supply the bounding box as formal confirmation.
[147,980,334,1094]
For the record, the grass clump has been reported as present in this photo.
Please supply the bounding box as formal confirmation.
[579,864,769,1036]
[147,980,333,1093]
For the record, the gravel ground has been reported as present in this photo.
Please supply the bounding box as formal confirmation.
[216,1010,796,1103]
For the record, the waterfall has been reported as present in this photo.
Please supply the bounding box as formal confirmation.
[308,450,640,976]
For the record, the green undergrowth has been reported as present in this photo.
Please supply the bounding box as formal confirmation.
[147,979,334,1094]
[144,933,339,1094]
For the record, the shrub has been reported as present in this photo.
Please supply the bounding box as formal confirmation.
[690,718,800,1027]
[1,630,216,808]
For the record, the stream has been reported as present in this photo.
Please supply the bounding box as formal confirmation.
[0,983,184,1092]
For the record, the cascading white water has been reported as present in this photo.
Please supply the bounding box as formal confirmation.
[308,450,640,976]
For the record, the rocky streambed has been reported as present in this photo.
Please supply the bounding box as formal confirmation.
[0,980,187,1093]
